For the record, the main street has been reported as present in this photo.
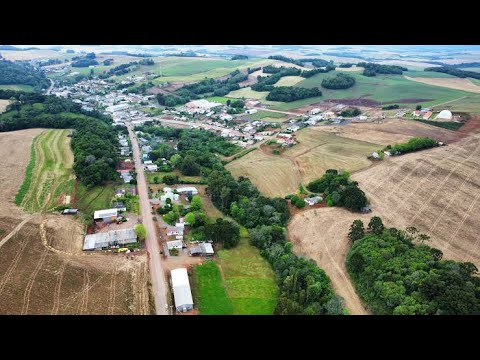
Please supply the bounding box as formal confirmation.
[128,125,169,315]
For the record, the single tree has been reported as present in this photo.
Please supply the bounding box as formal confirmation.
[348,219,365,242]
[134,224,146,241]
[367,216,384,236]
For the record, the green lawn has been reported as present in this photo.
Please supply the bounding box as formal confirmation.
[0,84,34,92]
[431,93,480,114]
[217,235,278,315]
[108,57,263,84]
[403,70,458,78]
[75,182,116,218]
[147,171,206,184]
[246,110,287,121]
[194,261,233,315]
[270,71,474,111]
[205,96,232,104]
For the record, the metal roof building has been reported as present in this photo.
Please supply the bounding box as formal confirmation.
[94,208,118,220]
[189,242,215,257]
[83,228,137,251]
[171,268,194,312]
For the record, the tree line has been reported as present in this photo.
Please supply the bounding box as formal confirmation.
[231,55,248,60]
[306,169,368,211]
[346,217,480,314]
[321,73,356,89]
[358,62,407,76]
[268,55,333,68]
[384,137,439,155]
[266,86,321,102]
[424,66,480,80]
[0,93,119,187]
[0,59,50,91]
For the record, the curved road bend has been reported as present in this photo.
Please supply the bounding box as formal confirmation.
[128,125,169,315]
[46,79,55,95]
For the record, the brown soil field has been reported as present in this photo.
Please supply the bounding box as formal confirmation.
[336,66,364,72]
[0,214,152,315]
[353,133,480,266]
[288,208,371,315]
[0,129,152,315]
[288,131,480,314]
[404,76,480,94]
[0,128,44,218]
[0,99,9,113]
[227,128,380,197]
[0,50,65,61]
[315,119,461,144]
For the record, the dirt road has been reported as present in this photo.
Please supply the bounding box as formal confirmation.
[46,79,54,95]
[251,107,302,116]
[128,125,169,315]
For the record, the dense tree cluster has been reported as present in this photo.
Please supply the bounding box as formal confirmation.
[338,63,354,68]
[424,66,480,80]
[267,55,333,68]
[386,137,439,155]
[358,62,408,76]
[231,55,248,60]
[306,169,368,211]
[382,104,399,110]
[38,59,62,67]
[0,59,50,91]
[266,86,321,102]
[300,65,335,78]
[346,218,480,314]
[0,94,118,187]
[321,73,356,89]
[340,108,361,117]
[103,59,114,66]
[71,58,99,67]
[247,66,261,74]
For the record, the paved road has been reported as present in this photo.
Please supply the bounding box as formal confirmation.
[128,125,169,315]
[46,79,55,95]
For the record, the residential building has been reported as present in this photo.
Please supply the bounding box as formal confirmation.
[83,228,136,251]
[93,209,118,223]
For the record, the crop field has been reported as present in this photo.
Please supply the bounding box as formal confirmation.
[226,87,281,105]
[17,129,75,213]
[0,129,44,218]
[404,76,480,93]
[315,118,462,144]
[353,132,480,266]
[0,84,34,92]
[227,128,380,197]
[0,49,68,61]
[0,100,9,113]
[432,94,480,114]
[194,261,233,315]
[0,214,152,315]
[271,71,474,111]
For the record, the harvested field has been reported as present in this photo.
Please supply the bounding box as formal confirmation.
[404,76,480,94]
[335,66,364,72]
[0,99,9,113]
[0,49,66,61]
[314,119,461,144]
[288,208,371,315]
[0,214,151,315]
[227,128,380,197]
[0,128,44,218]
[352,133,480,266]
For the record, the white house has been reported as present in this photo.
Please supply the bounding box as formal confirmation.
[171,268,194,312]
[245,109,258,115]
[176,187,198,195]
[145,164,158,172]
[310,108,321,115]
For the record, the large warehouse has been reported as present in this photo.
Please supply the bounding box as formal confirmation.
[83,228,137,251]
[171,268,194,312]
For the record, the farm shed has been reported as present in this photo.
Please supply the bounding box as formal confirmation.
[166,240,184,250]
[94,208,118,223]
[171,268,194,312]
[189,242,215,257]
[176,187,198,196]
[83,228,137,251]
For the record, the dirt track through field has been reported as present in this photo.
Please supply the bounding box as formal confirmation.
[404,76,480,93]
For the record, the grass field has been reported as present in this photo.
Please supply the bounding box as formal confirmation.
[75,182,116,218]
[270,71,474,111]
[147,170,205,184]
[217,237,278,315]
[17,130,75,212]
[0,84,34,92]
[432,94,480,114]
[246,110,288,122]
[274,76,304,87]
[226,87,281,105]
[227,128,380,197]
[205,96,232,104]
[194,261,233,315]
